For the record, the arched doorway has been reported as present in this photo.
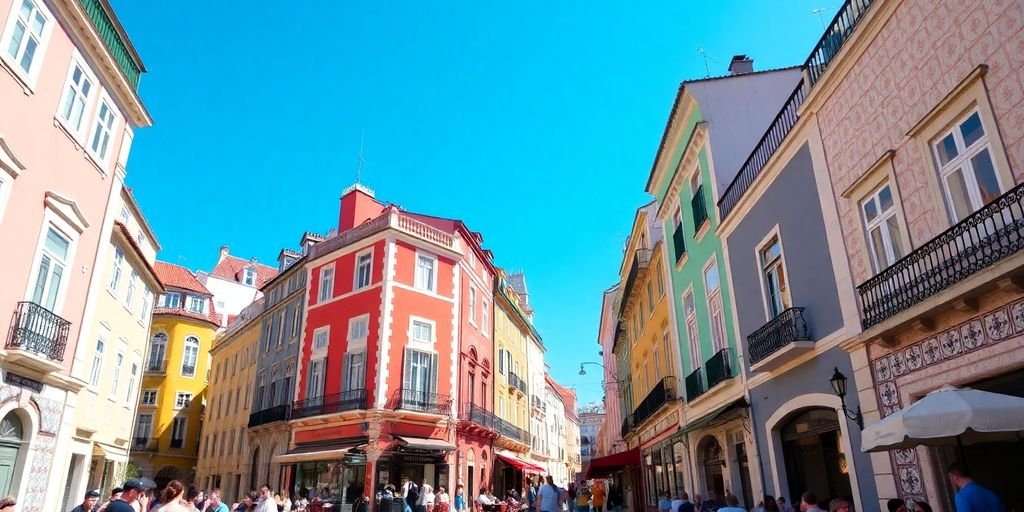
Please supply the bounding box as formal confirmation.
[780,408,851,504]
[0,412,25,496]
[155,465,184,490]
[250,447,261,490]
[466,449,476,497]
[697,436,725,499]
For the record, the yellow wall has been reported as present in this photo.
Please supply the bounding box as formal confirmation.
[494,283,529,434]
[132,314,216,482]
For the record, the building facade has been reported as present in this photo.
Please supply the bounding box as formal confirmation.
[200,247,277,326]
[0,0,149,508]
[196,298,262,499]
[595,285,622,458]
[65,187,161,508]
[133,262,220,485]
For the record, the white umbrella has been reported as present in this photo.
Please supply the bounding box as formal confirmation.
[861,385,1024,454]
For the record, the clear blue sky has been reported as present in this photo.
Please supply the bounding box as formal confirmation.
[112,0,835,406]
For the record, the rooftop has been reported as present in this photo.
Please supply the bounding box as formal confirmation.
[209,253,278,288]
[154,261,211,295]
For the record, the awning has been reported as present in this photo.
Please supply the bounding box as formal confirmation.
[273,442,362,463]
[495,451,545,473]
[681,398,749,434]
[394,435,456,452]
[93,443,128,463]
[585,448,641,479]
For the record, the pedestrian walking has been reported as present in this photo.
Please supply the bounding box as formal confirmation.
[538,477,561,512]
[453,485,466,512]
[158,481,189,512]
[948,462,1005,512]
[590,483,605,512]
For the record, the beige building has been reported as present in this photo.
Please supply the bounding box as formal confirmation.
[65,187,161,506]
[196,299,262,500]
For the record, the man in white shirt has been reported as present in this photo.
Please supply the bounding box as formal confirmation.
[256,485,278,512]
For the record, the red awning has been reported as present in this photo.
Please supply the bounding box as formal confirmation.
[585,448,641,479]
[495,452,545,473]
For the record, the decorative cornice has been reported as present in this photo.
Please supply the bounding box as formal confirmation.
[656,122,709,220]
[0,135,26,179]
[44,191,89,233]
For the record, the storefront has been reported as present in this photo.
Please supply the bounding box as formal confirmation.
[277,441,368,511]
[377,436,454,493]
[641,435,687,508]
[585,448,642,512]
[493,450,544,496]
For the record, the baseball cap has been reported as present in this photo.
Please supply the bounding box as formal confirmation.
[112,487,124,495]
[86,490,102,498]
[123,478,154,491]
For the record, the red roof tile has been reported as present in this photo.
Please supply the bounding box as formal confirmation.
[209,255,278,288]
[154,261,211,295]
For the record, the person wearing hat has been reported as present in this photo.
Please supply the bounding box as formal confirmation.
[106,479,154,512]
[68,489,101,512]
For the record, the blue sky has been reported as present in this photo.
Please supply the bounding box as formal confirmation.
[113,0,835,406]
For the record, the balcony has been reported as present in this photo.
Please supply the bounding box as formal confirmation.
[691,185,709,233]
[620,416,632,438]
[6,301,70,371]
[804,0,874,87]
[705,348,734,390]
[464,402,500,430]
[393,388,451,415]
[509,372,527,395]
[292,390,367,420]
[673,224,686,264]
[310,210,454,261]
[531,395,547,413]
[685,368,704,401]
[495,415,530,444]
[79,0,143,88]
[169,438,183,449]
[133,437,149,450]
[146,360,166,374]
[248,404,292,427]
[618,249,652,319]
[631,377,676,427]
[181,365,196,377]
[747,307,815,371]
[859,182,1024,330]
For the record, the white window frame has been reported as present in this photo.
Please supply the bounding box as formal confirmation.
[125,269,138,311]
[181,336,199,377]
[931,108,1005,222]
[409,316,435,346]
[140,389,157,406]
[175,392,192,409]
[55,51,97,141]
[148,332,167,371]
[186,295,205,314]
[0,0,54,89]
[354,249,373,290]
[306,357,326,402]
[171,416,187,445]
[343,350,366,392]
[481,299,490,337]
[347,314,369,349]
[858,182,907,274]
[160,292,181,309]
[139,290,151,324]
[125,361,138,405]
[89,336,105,387]
[135,413,153,439]
[312,326,330,356]
[110,351,124,398]
[318,264,335,303]
[468,286,477,326]
[414,251,438,292]
[645,280,655,315]
[756,229,791,320]
[25,211,78,314]
[86,91,119,165]
[243,267,256,286]
[703,257,727,354]
[108,246,124,294]
[682,287,700,371]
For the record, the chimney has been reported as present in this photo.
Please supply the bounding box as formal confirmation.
[219,245,230,262]
[338,183,387,231]
[728,55,754,75]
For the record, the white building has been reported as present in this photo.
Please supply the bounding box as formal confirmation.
[196,246,277,326]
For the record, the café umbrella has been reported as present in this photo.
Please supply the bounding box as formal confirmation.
[861,385,1024,459]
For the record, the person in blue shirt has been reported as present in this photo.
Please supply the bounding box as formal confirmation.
[948,462,1005,512]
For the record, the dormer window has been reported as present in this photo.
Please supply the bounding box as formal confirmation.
[160,293,181,308]
[243,267,256,286]
[186,295,206,314]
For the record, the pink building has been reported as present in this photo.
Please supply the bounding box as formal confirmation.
[595,284,623,457]
[0,0,150,509]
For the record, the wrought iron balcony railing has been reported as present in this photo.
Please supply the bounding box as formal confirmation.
[393,388,451,415]
[146,359,166,373]
[169,438,184,449]
[705,348,734,390]
[248,404,292,427]
[858,182,1024,329]
[79,0,143,88]
[7,301,71,362]
[133,437,149,449]
[747,307,811,364]
[620,416,632,438]
[804,0,874,87]
[509,372,527,394]
[691,185,709,232]
[495,415,530,444]
[631,377,676,427]
[292,390,367,420]
[685,368,704,401]
[464,402,500,430]
[181,365,196,377]
[531,395,547,413]
[618,249,652,319]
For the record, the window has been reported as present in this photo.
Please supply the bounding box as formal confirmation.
[414,253,437,291]
[255,373,265,410]
[110,352,123,397]
[160,293,181,308]
[234,387,241,413]
[243,267,256,286]
[58,61,92,134]
[662,330,672,374]
[181,336,199,377]
[141,389,157,405]
[125,270,138,310]
[276,310,286,346]
[2,0,49,78]
[313,327,329,352]
[125,362,137,404]
[683,291,700,369]
[348,316,369,344]
[186,295,205,313]
[148,333,166,371]
[859,183,906,273]
[108,247,124,293]
[646,281,655,314]
[307,358,325,403]
[175,392,192,409]
[933,110,1004,221]
[135,413,152,440]
[404,348,437,394]
[355,251,372,289]
[498,346,505,374]
[89,98,116,161]
[760,236,790,318]
[482,300,490,335]
[469,286,477,324]
[656,264,665,297]
[411,319,433,343]
[30,226,71,311]
[280,376,291,406]
[319,266,334,303]
[291,304,300,338]
[344,351,366,391]
[89,338,104,386]
[170,416,187,448]
[225,389,232,413]
[704,260,727,353]
[139,291,152,323]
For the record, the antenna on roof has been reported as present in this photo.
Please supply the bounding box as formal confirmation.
[696,48,715,78]
[811,7,828,29]
[355,129,367,184]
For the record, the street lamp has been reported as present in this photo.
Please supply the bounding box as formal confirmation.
[579,362,605,376]
[829,367,864,429]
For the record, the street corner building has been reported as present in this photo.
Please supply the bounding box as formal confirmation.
[0,0,151,509]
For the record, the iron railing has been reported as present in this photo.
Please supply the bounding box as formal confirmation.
[496,415,530,444]
[248,404,292,427]
[747,307,811,364]
[181,365,196,377]
[531,395,547,413]
[465,402,500,430]
[804,0,874,87]
[393,388,451,415]
[620,416,632,438]
[631,377,676,427]
[146,359,166,373]
[292,390,367,419]
[133,437,149,449]
[7,301,70,362]
[169,438,184,449]
[705,348,734,389]
[79,0,142,88]
[691,185,709,232]
[509,372,527,394]
[858,182,1024,328]
[617,249,652,319]
[685,368,704,401]
[718,81,807,220]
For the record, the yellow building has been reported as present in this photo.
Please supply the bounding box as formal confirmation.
[618,202,680,466]
[195,298,262,499]
[493,269,537,491]
[66,187,162,504]
[131,261,219,485]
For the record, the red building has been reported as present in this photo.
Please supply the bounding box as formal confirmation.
[283,184,497,505]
